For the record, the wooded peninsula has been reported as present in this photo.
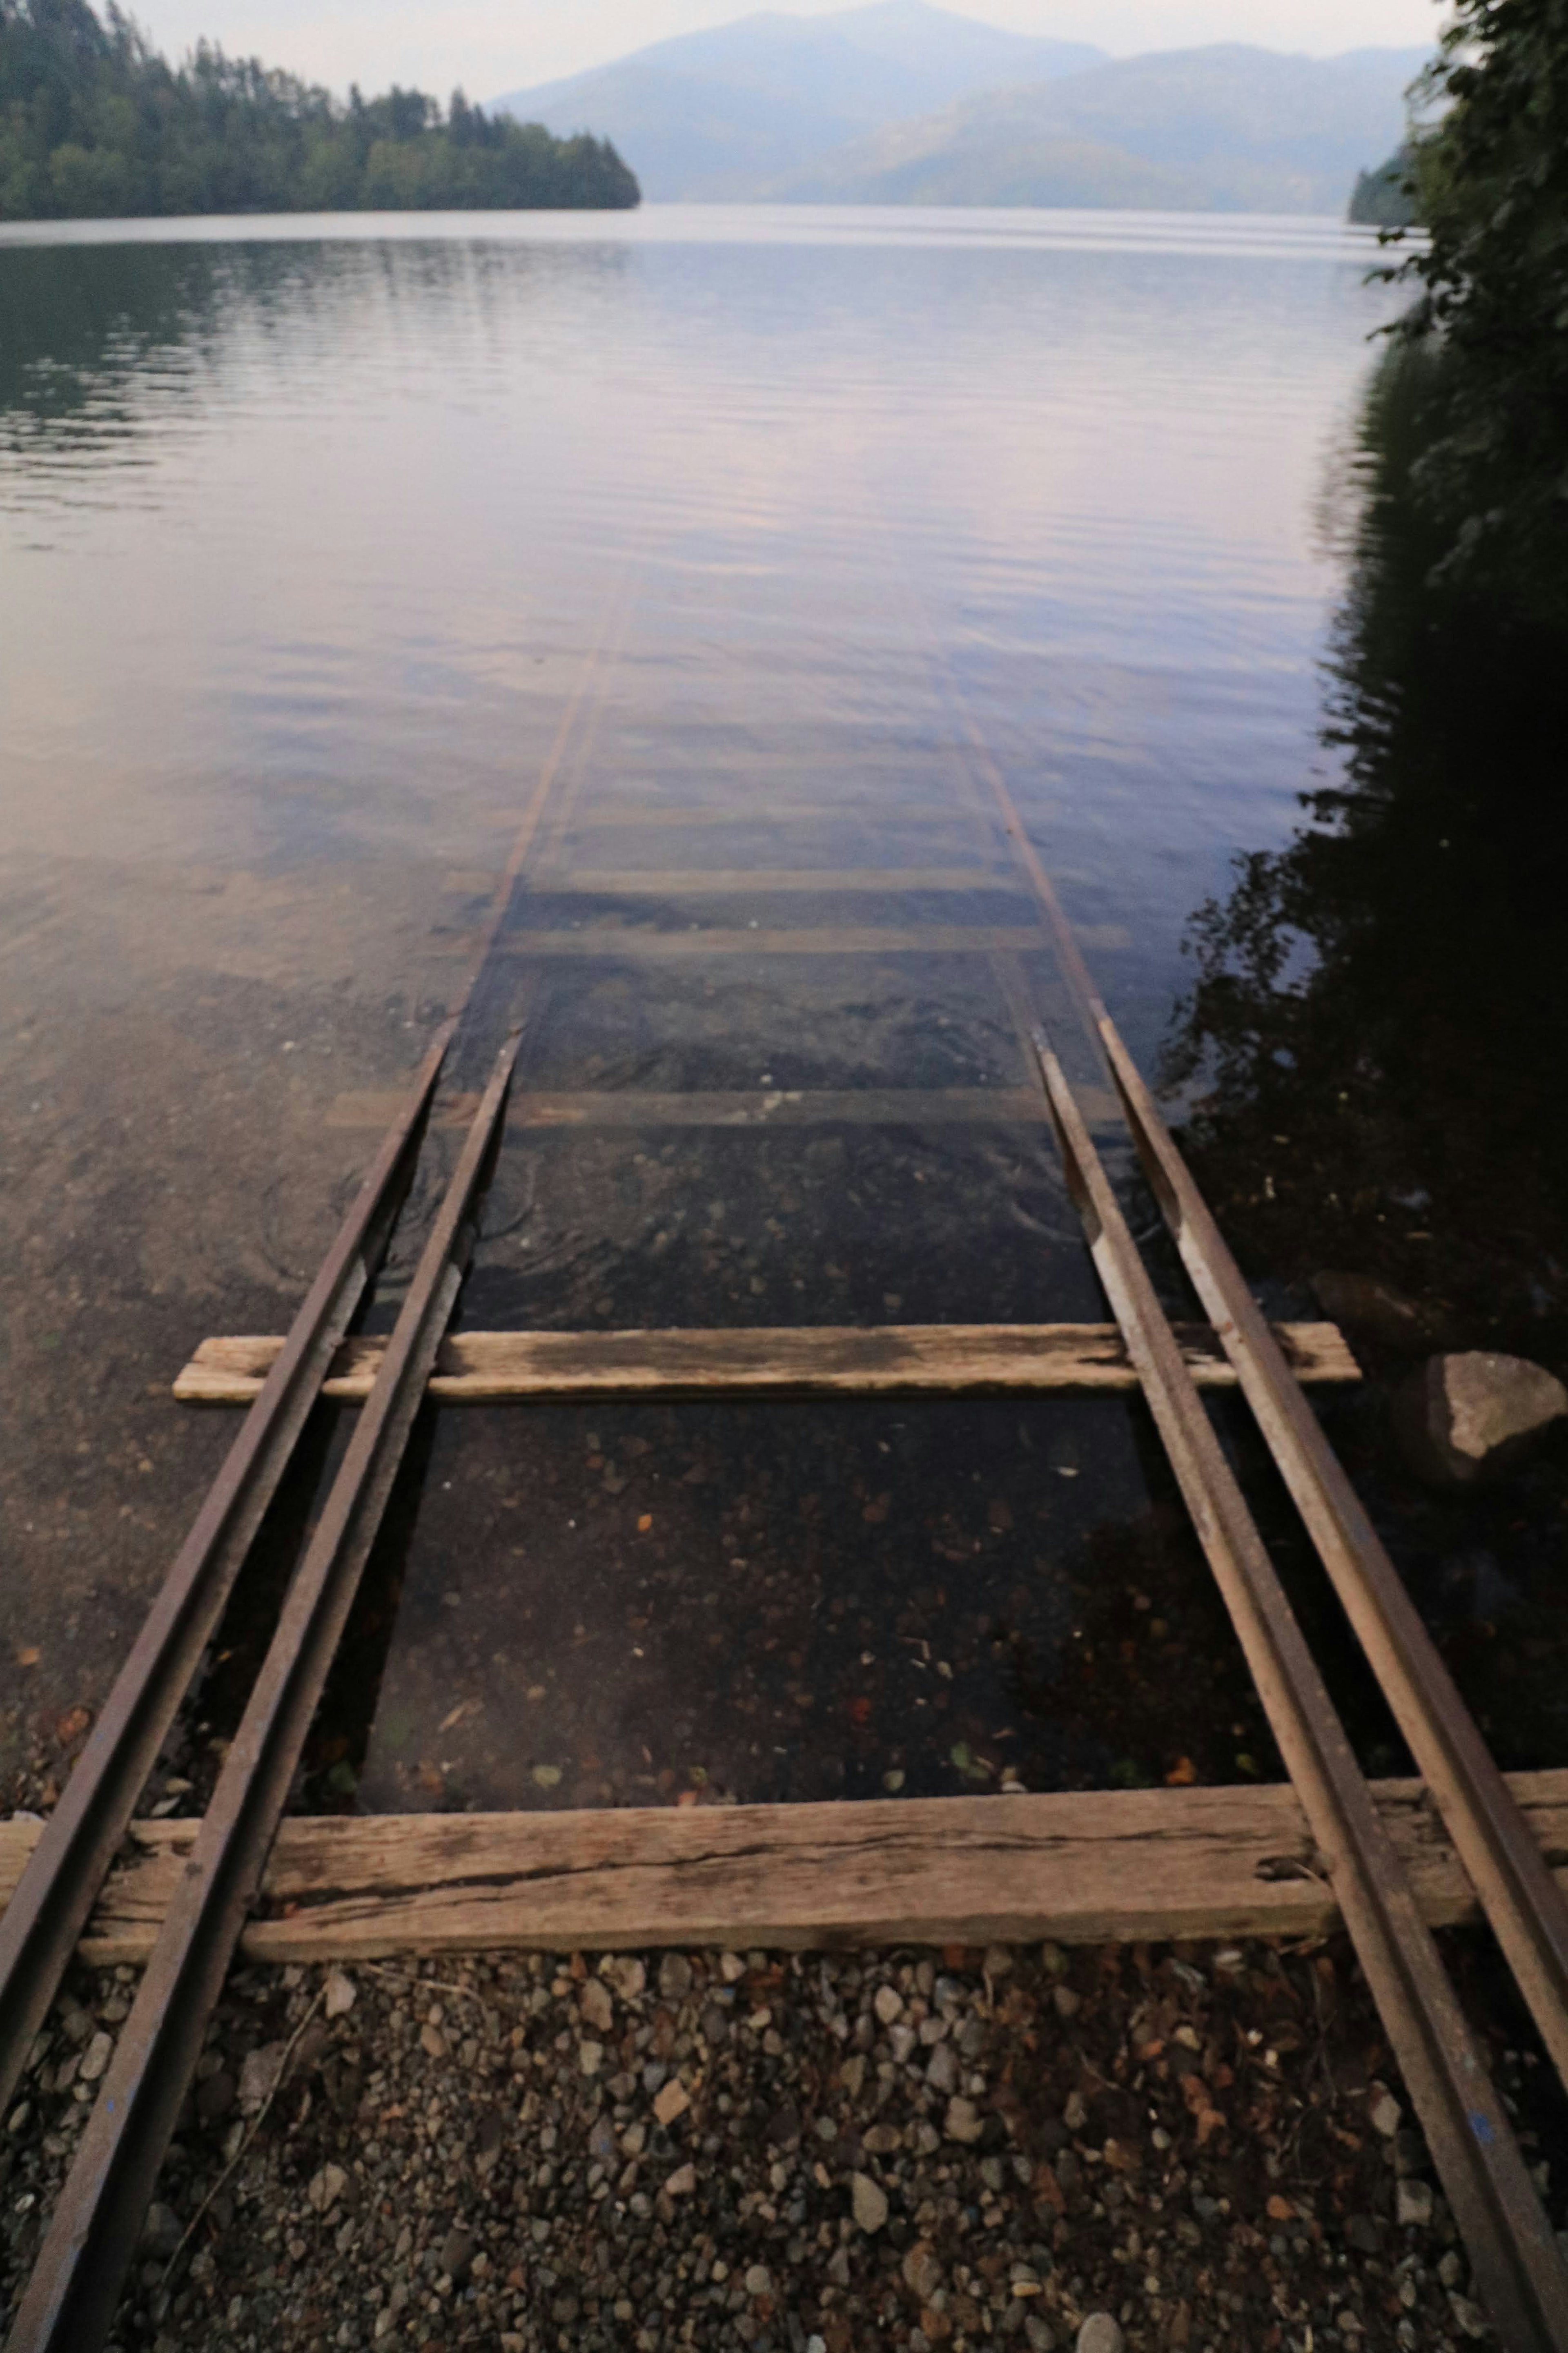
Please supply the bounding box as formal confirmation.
[0,0,640,218]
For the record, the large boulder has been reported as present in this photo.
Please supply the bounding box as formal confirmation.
[1394,1352,1568,1490]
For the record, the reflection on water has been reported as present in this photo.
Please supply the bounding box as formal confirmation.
[0,207,1403,1808]
[1165,346,1568,1771]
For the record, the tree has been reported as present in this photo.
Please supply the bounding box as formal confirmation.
[0,0,640,217]
[1382,0,1568,617]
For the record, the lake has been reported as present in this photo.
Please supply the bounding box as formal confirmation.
[12,202,1544,1819]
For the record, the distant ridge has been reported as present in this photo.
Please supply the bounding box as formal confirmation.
[492,0,1104,200]
[760,42,1431,213]
[494,7,1429,215]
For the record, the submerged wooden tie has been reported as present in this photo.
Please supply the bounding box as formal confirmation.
[172,1319,1361,1404]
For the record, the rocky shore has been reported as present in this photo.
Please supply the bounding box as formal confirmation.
[2,1929,1522,2352]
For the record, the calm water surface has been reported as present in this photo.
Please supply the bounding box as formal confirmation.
[0,206,1418,1811]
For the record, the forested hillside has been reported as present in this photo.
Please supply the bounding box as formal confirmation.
[0,0,639,218]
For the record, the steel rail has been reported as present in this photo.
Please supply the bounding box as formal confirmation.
[959,703,1568,2091]
[0,1021,452,2126]
[1035,1035,1568,2353]
[1089,1006,1568,2099]
[7,1034,521,2353]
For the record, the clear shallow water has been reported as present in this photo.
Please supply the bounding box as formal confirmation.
[0,206,1405,1810]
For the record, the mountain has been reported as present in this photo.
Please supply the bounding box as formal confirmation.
[491,1,1105,200]
[759,43,1431,211]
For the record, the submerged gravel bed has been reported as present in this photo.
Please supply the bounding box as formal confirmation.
[1,1931,1544,2352]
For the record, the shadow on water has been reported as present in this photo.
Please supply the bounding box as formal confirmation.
[1163,343,1568,1771]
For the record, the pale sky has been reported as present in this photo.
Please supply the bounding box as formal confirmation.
[126,0,1447,106]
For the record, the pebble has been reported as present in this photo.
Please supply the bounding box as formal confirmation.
[1076,2315,1125,2353]
[850,2171,888,2233]
[77,2032,112,2085]
[0,1937,1502,2351]
[658,1952,693,2000]
[322,1971,356,2021]
[653,2076,690,2125]
[306,2163,345,2214]
[1397,2178,1434,2228]
[579,1977,614,2033]
[1369,2088,1403,2138]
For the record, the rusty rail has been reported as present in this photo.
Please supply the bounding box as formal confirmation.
[6,1037,520,2353]
[1036,1033,1568,2353]
[0,1021,452,2127]
[1092,1006,1568,2099]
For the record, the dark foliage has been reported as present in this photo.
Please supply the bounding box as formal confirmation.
[1380,0,1568,616]
[1160,346,1568,1766]
[1165,341,1568,1354]
[0,0,639,217]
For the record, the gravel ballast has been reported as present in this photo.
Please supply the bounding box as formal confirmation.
[2,1929,1540,2351]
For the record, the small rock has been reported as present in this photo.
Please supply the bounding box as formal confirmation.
[659,1953,694,2001]
[664,2162,696,2197]
[238,2042,285,2108]
[1076,2316,1124,2353]
[944,2097,984,2144]
[439,2227,474,2283]
[982,1945,1013,1978]
[78,2032,113,2084]
[1449,2294,1491,2340]
[1063,2090,1088,2132]
[140,2202,182,2259]
[925,2042,959,2094]
[579,2040,604,2075]
[420,2022,448,2059]
[719,1951,746,1983]
[851,2172,889,2233]
[1368,2088,1403,2138]
[1396,2178,1434,2228]
[580,1978,614,2032]
[1052,1984,1081,2019]
[744,2264,772,2296]
[1394,1352,1568,1490]
[323,1971,356,2020]
[653,2076,690,2126]
[606,1956,646,2001]
[307,2163,347,2215]
[873,1985,903,2027]
[1345,2213,1382,2255]
[903,2241,943,2302]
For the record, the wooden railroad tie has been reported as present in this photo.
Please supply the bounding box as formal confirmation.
[4,1775,1566,1966]
[173,1320,1361,1406]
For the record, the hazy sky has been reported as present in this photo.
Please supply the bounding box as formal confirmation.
[126,0,1446,105]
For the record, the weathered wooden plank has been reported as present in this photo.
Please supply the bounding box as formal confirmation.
[327,1085,1064,1133]
[512,1087,1053,1129]
[548,869,1014,895]
[172,1320,1361,1406]
[498,926,1057,959]
[4,1774,1566,1964]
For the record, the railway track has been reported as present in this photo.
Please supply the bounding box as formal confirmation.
[3,581,1567,2349]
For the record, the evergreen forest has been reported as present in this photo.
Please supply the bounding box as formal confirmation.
[0,0,639,218]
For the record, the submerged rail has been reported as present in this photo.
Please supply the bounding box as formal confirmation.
[1038,1034,1568,2353]
[0,1021,452,2130]
[6,1039,520,2353]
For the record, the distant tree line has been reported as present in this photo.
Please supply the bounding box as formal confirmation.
[1358,0,1568,625]
[1348,146,1419,228]
[0,0,639,218]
